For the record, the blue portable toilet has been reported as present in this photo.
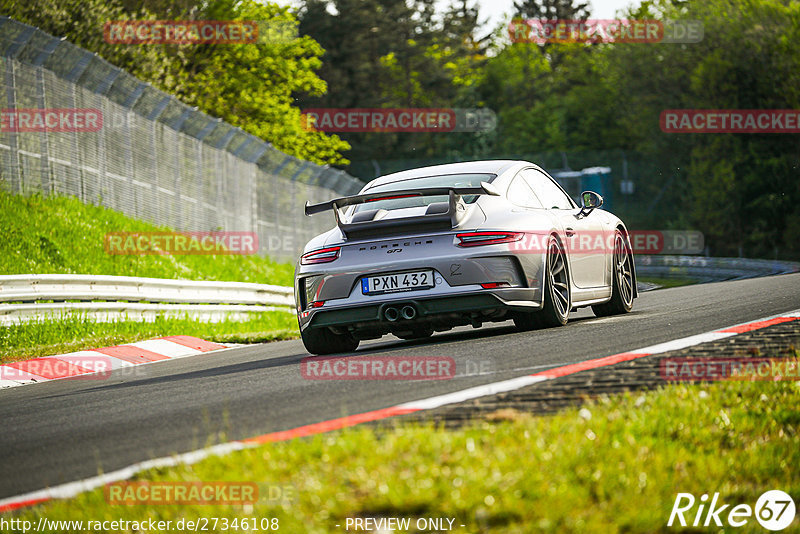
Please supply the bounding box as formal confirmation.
[551,166,613,211]
[579,167,613,211]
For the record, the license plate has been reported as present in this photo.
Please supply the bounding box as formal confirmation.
[361,270,434,295]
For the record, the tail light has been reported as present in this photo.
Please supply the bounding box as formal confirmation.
[300,246,341,265]
[456,231,524,247]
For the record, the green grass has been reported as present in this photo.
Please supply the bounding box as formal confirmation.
[0,313,299,364]
[638,276,700,289]
[0,190,294,285]
[8,379,799,533]
[0,190,300,360]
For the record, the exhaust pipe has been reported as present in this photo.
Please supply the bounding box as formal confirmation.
[401,305,417,320]
[384,306,400,322]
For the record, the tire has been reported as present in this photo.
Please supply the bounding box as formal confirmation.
[592,230,634,317]
[300,327,359,355]
[514,236,570,330]
[395,328,434,341]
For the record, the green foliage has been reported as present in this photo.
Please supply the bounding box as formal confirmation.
[0,0,350,165]
[0,313,298,364]
[12,379,800,532]
[172,0,351,165]
[0,0,177,87]
[3,0,799,258]
[513,0,591,19]
[472,0,800,258]
[0,189,300,362]
[607,0,800,257]
[294,0,799,257]
[0,189,294,285]
[297,0,488,173]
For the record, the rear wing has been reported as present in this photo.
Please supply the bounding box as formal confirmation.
[304,182,501,239]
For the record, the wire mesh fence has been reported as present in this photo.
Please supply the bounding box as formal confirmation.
[0,17,363,262]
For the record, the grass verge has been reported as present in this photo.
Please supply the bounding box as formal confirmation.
[7,379,799,533]
[0,190,300,361]
[0,190,294,285]
[0,313,299,364]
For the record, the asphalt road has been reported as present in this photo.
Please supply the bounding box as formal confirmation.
[2,273,800,499]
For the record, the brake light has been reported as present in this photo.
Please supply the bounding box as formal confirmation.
[310,300,325,308]
[300,246,341,265]
[366,193,421,202]
[456,232,524,247]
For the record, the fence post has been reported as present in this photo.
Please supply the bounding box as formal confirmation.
[34,66,53,195]
[3,59,21,194]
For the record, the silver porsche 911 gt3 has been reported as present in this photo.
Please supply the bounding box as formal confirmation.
[295,160,636,355]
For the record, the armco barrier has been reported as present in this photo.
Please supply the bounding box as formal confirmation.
[3,257,797,325]
[635,255,800,283]
[0,274,295,325]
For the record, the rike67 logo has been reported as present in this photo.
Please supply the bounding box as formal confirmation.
[668,490,796,531]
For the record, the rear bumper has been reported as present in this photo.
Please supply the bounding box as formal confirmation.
[300,288,540,337]
[295,233,547,305]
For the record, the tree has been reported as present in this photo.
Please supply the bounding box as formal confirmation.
[607,0,800,257]
[512,0,590,20]
[174,0,351,164]
[297,0,488,177]
[0,0,351,165]
[0,0,177,91]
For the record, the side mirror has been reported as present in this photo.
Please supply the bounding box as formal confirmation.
[579,191,603,216]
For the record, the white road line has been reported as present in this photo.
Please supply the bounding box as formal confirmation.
[1,308,798,511]
[630,331,736,354]
[398,375,548,411]
[0,442,250,511]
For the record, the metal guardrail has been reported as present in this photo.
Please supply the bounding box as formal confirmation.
[0,274,295,325]
[635,255,800,283]
[3,256,798,325]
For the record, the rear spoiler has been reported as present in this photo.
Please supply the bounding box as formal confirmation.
[304,182,500,215]
[304,182,501,239]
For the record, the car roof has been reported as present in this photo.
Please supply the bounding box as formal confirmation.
[363,160,526,190]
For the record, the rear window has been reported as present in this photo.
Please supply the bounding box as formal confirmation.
[355,173,495,212]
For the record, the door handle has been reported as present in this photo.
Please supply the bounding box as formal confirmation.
[565,227,576,237]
